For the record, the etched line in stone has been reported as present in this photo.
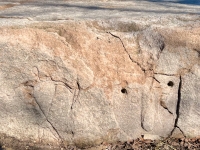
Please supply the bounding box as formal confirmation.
[108,32,146,73]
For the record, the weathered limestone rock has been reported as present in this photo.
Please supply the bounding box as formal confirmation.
[0,0,200,148]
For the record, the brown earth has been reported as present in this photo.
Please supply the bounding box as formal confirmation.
[1,134,200,150]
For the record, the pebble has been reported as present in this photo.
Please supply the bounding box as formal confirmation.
[144,139,152,144]
[180,141,184,146]
[185,139,188,142]
[184,142,188,147]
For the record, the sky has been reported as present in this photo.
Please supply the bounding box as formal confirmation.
[147,0,200,5]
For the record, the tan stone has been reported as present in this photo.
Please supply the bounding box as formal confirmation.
[0,0,200,148]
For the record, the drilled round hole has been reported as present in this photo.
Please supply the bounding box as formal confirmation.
[121,88,127,94]
[167,81,174,87]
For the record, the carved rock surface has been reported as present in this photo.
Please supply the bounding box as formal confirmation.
[0,0,200,148]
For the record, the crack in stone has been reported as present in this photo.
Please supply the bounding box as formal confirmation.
[71,82,81,110]
[152,76,160,83]
[32,91,67,149]
[154,73,176,76]
[49,76,73,90]
[108,32,146,73]
[160,100,173,115]
[175,76,182,126]
[47,85,57,118]
[31,66,74,147]
[170,76,185,137]
[34,65,73,90]
[170,126,185,138]
[149,73,161,90]
[176,126,185,137]
[164,107,173,115]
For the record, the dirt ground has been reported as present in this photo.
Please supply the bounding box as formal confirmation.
[1,134,200,150]
[102,138,200,150]
[86,138,200,150]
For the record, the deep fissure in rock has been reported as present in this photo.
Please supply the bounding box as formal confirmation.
[171,76,185,136]
[175,76,182,126]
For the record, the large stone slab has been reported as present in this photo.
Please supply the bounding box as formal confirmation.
[0,0,200,148]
